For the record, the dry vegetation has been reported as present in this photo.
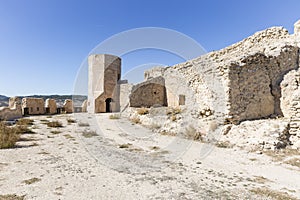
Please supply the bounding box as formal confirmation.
[109,114,120,119]
[82,130,98,138]
[0,122,20,149]
[215,141,233,148]
[22,177,41,185]
[67,118,76,124]
[264,148,300,162]
[78,122,90,127]
[130,117,141,124]
[119,143,132,148]
[137,107,149,115]
[250,187,298,200]
[47,121,63,128]
[0,194,25,200]
[285,158,300,168]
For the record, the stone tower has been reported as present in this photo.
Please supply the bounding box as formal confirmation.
[87,54,121,113]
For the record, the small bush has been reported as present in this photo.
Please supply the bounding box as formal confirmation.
[170,115,177,121]
[285,158,300,168]
[166,107,182,115]
[0,194,25,200]
[47,121,63,128]
[51,130,61,134]
[78,122,89,127]
[109,114,120,119]
[22,177,41,185]
[137,107,149,115]
[16,118,34,126]
[82,130,98,138]
[16,125,35,134]
[131,117,141,124]
[215,141,232,148]
[0,122,20,149]
[67,118,76,124]
[119,143,131,148]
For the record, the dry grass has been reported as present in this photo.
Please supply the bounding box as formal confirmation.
[22,177,41,185]
[78,122,89,127]
[285,158,300,168]
[51,130,61,134]
[170,115,177,121]
[47,121,63,128]
[0,194,25,200]
[82,130,98,138]
[253,176,270,184]
[64,134,75,140]
[137,107,149,115]
[109,114,120,119]
[131,117,141,124]
[119,143,132,148]
[250,187,298,200]
[215,141,233,148]
[67,118,76,124]
[16,118,34,126]
[166,107,182,115]
[0,122,20,149]
[40,119,49,123]
[160,130,176,136]
[264,148,300,162]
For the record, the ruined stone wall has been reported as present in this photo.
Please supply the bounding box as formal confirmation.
[63,99,73,113]
[119,82,133,112]
[22,98,45,115]
[45,99,57,114]
[129,77,167,108]
[81,100,87,112]
[227,45,299,123]
[0,97,22,120]
[144,26,299,126]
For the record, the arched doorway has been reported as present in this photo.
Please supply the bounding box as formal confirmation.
[105,98,112,112]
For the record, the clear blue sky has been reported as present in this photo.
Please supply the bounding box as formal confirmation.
[0,0,299,96]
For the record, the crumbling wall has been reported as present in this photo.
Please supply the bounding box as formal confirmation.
[227,45,299,123]
[45,99,57,114]
[22,98,45,115]
[129,77,167,107]
[63,99,73,113]
[120,82,133,112]
[0,97,22,120]
[81,100,87,112]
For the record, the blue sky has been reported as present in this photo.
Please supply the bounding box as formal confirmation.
[0,0,300,96]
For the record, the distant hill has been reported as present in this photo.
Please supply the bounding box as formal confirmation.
[0,95,9,101]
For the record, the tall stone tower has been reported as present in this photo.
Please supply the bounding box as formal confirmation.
[87,54,121,113]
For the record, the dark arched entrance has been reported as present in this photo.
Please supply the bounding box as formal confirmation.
[105,98,112,112]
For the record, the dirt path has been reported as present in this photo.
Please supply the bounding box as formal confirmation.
[0,113,299,199]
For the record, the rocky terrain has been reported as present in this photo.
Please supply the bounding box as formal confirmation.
[0,113,300,200]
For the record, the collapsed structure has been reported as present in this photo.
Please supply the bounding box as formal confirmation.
[87,20,300,144]
[0,98,78,120]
